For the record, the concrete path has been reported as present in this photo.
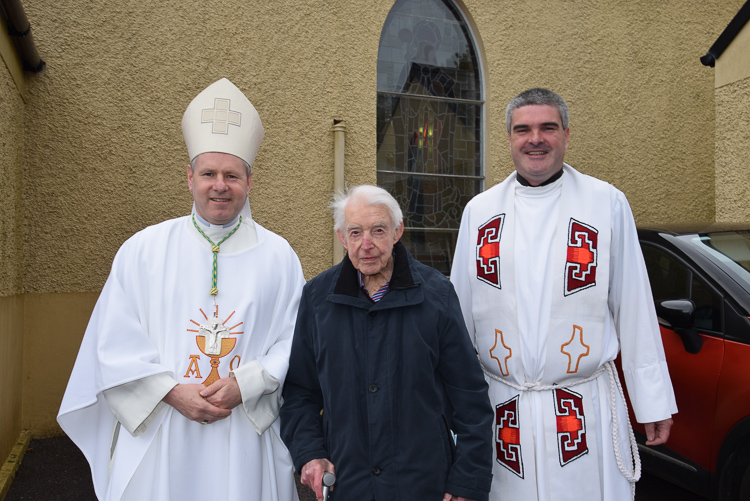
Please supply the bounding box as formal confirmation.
[4,435,707,500]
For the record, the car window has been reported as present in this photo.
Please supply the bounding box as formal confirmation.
[691,275,722,331]
[676,231,750,297]
[642,244,689,300]
[641,243,722,333]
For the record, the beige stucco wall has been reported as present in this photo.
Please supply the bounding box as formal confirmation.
[715,21,750,223]
[21,0,743,294]
[3,0,745,438]
[21,293,98,437]
[0,296,24,470]
[0,41,26,463]
[470,0,742,224]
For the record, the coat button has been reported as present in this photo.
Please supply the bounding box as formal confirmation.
[369,385,378,393]
[372,467,382,475]
[369,311,377,317]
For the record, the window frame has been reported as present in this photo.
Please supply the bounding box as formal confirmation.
[376,0,486,273]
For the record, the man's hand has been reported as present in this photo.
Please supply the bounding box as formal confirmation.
[201,376,242,410]
[644,418,673,446]
[443,495,474,501]
[301,458,336,500]
[162,383,231,425]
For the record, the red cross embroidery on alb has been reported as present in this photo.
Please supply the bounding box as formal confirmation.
[564,218,598,296]
[476,214,505,289]
[495,395,524,478]
[553,388,589,466]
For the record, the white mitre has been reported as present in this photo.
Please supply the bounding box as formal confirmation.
[181,78,265,165]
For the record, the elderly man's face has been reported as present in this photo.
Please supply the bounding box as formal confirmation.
[187,152,251,225]
[337,201,404,277]
[508,104,569,185]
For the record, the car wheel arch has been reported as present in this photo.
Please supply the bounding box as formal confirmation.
[716,416,750,500]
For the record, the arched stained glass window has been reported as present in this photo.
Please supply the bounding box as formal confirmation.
[377,0,483,274]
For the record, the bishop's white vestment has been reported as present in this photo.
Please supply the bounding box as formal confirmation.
[450,165,677,500]
[58,207,304,500]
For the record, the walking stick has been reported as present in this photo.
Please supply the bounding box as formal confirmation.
[322,471,336,501]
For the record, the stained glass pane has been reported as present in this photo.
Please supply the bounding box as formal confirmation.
[377,0,483,273]
[377,94,481,178]
[378,171,481,274]
[377,0,480,101]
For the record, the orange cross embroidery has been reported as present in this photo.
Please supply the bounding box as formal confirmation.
[560,325,590,373]
[490,329,512,377]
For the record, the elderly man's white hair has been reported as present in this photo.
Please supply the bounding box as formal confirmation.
[330,185,403,232]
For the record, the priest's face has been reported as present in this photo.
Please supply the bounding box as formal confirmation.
[336,201,404,278]
[187,152,252,225]
[508,104,570,186]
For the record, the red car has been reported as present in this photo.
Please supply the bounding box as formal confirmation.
[621,225,750,501]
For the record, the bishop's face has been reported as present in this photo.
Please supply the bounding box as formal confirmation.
[187,152,251,225]
[508,104,570,186]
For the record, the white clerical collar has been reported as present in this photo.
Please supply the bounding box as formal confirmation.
[193,212,240,229]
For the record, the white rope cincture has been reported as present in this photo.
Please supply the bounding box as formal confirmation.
[480,358,641,498]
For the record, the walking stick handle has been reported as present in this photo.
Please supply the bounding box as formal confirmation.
[322,471,336,501]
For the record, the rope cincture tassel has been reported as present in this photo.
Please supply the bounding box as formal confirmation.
[192,215,242,296]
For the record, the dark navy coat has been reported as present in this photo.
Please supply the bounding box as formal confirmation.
[280,242,493,500]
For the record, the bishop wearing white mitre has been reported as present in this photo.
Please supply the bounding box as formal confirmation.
[58,78,305,501]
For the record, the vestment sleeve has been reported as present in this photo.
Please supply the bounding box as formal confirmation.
[439,284,494,500]
[609,191,677,423]
[279,287,328,473]
[450,203,477,345]
[57,239,175,499]
[102,373,177,435]
[233,244,305,434]
[232,361,281,434]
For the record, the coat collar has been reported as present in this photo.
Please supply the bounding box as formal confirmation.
[333,241,417,297]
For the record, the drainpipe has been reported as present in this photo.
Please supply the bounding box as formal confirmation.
[700,1,750,67]
[332,120,346,265]
[0,0,45,72]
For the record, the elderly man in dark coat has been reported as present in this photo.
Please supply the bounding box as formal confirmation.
[280,185,493,501]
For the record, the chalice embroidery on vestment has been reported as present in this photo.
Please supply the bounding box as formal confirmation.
[187,305,244,386]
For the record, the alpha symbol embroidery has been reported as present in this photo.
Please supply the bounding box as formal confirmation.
[564,218,598,295]
[186,305,244,385]
[560,325,590,373]
[495,396,524,478]
[553,388,588,466]
[184,355,202,379]
[201,98,241,134]
[476,214,504,289]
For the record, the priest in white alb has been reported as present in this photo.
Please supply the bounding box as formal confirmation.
[450,88,677,500]
[58,78,305,500]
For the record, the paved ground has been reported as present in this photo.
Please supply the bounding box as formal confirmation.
[5,435,315,501]
[5,435,708,500]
